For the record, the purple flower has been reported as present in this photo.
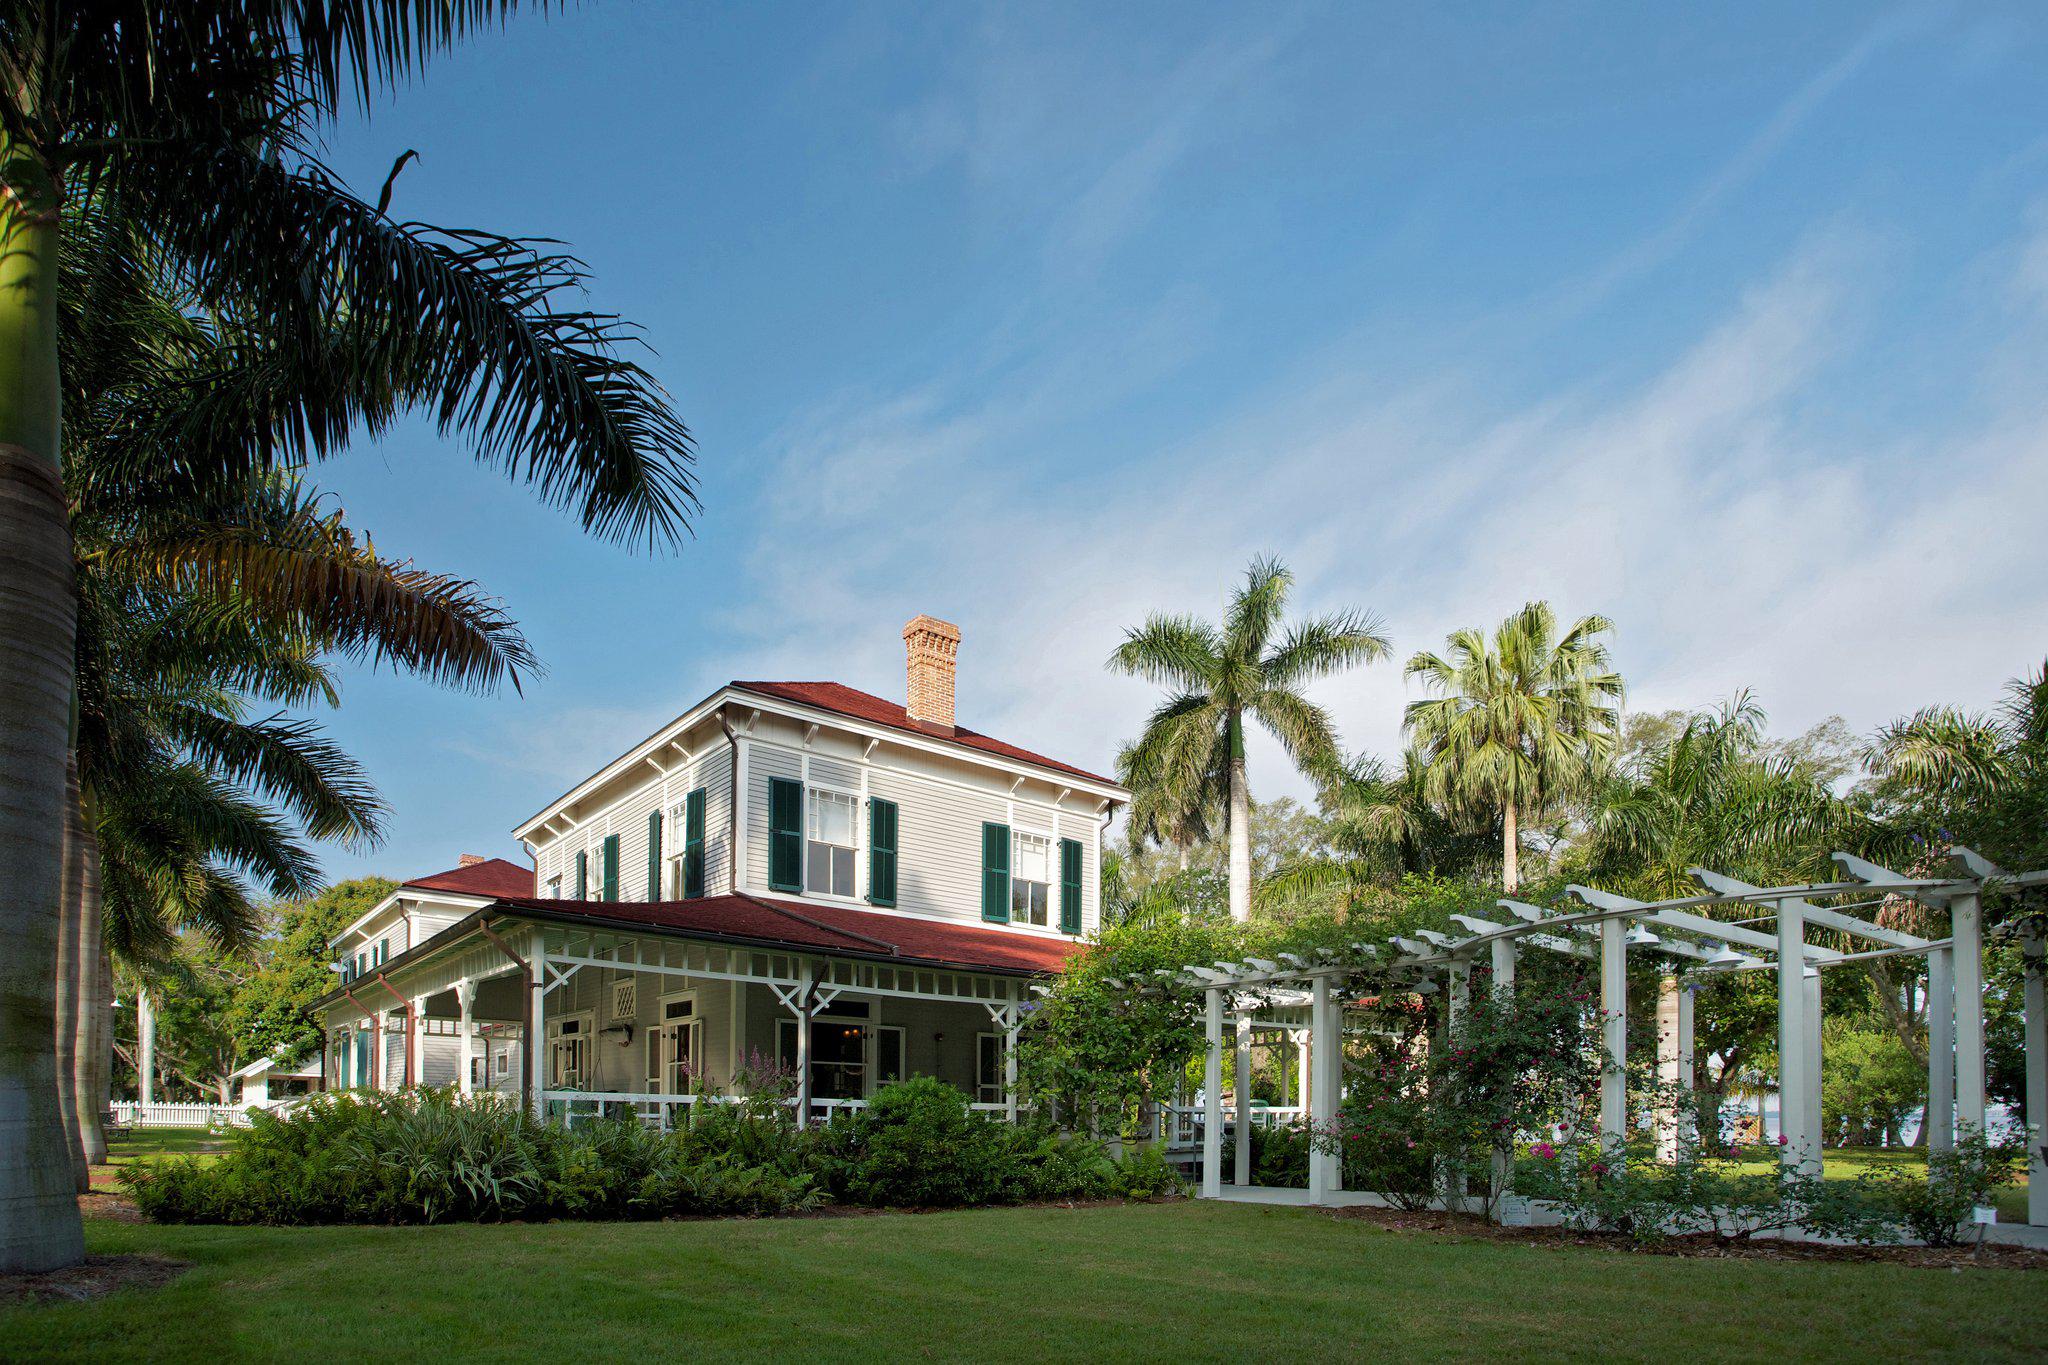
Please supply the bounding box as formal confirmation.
[1776,1134,1789,1146]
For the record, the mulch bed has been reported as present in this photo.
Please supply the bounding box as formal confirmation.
[1327,1204,2048,1270]
[0,1253,189,1306]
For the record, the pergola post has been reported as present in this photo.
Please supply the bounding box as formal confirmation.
[1775,899,1812,1171]
[456,980,476,1098]
[1655,974,1682,1161]
[1233,1013,1254,1187]
[1926,945,1955,1150]
[1802,967,1824,1150]
[2022,925,2045,1227]
[1307,975,1339,1204]
[1599,916,1626,1159]
[1202,987,1224,1199]
[1490,937,1516,1198]
[1447,960,1471,1027]
[1951,887,1986,1134]
[1676,978,1695,1144]
[1294,1029,1309,1117]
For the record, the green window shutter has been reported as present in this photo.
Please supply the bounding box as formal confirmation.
[981,822,1011,923]
[768,777,804,893]
[1059,838,1084,934]
[575,849,588,899]
[602,835,620,902]
[647,809,663,900]
[684,789,707,898]
[868,799,898,907]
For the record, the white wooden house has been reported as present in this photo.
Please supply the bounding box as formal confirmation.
[313,616,1128,1125]
[227,1054,324,1108]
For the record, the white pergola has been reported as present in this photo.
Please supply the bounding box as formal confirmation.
[1160,846,2047,1229]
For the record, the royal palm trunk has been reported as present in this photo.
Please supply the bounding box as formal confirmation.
[53,754,85,1191]
[0,134,87,1272]
[72,800,108,1173]
[1226,710,1251,923]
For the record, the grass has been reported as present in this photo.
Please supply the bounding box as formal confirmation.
[1727,1146,2032,1224]
[5,1201,2041,1362]
[88,1128,229,1191]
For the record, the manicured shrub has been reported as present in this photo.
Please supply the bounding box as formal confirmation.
[124,1083,1176,1225]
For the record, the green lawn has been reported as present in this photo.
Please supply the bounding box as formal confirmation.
[6,1201,2041,1362]
[89,1128,229,1191]
[1734,1146,2032,1224]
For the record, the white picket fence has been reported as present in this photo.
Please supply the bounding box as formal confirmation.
[108,1101,255,1130]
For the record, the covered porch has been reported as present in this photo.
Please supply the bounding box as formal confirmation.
[320,903,1045,1128]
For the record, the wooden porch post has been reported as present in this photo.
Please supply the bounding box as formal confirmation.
[793,961,815,1129]
[527,939,547,1117]
[456,980,476,1098]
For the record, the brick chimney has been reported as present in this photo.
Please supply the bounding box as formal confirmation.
[457,853,486,868]
[902,615,962,733]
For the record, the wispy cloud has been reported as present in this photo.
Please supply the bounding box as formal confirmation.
[718,219,2048,802]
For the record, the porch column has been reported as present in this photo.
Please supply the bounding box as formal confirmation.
[1201,987,1223,1199]
[2021,925,2045,1226]
[1003,999,1021,1124]
[793,962,816,1130]
[408,995,424,1089]
[1233,1013,1254,1187]
[1306,975,1340,1203]
[1926,945,1955,1150]
[1951,887,1986,1135]
[457,980,476,1098]
[526,941,547,1116]
[1776,900,1812,1172]
[1599,916,1627,1160]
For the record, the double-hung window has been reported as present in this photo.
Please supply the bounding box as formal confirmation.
[1011,831,1052,926]
[807,788,857,898]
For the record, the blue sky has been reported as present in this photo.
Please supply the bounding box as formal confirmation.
[305,1,2048,883]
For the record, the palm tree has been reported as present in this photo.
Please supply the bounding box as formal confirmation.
[59,467,531,1178]
[1110,557,1389,922]
[2,4,691,1270]
[1260,748,1495,916]
[1404,602,1623,893]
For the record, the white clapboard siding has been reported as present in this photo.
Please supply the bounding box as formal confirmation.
[743,741,802,891]
[421,1034,462,1089]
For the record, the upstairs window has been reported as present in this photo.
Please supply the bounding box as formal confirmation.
[546,874,562,898]
[808,789,857,898]
[1011,831,1051,927]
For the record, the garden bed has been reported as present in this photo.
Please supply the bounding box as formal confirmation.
[0,1253,189,1307]
[1328,1204,2048,1271]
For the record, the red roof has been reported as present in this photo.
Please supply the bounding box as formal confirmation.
[490,892,1084,976]
[731,681,1118,787]
[404,857,536,900]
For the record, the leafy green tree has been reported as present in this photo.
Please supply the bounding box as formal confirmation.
[1404,601,1623,893]
[1,2,694,1271]
[1819,1021,1925,1147]
[223,878,398,1073]
[1110,557,1389,922]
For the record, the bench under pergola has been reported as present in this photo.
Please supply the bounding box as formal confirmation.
[1154,846,2046,1233]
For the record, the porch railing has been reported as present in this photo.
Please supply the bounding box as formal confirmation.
[542,1090,1020,1130]
[1146,1103,1307,1149]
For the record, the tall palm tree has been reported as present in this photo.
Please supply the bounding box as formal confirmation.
[1260,748,1495,915]
[1,4,692,1270]
[1110,557,1389,922]
[1404,602,1623,893]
